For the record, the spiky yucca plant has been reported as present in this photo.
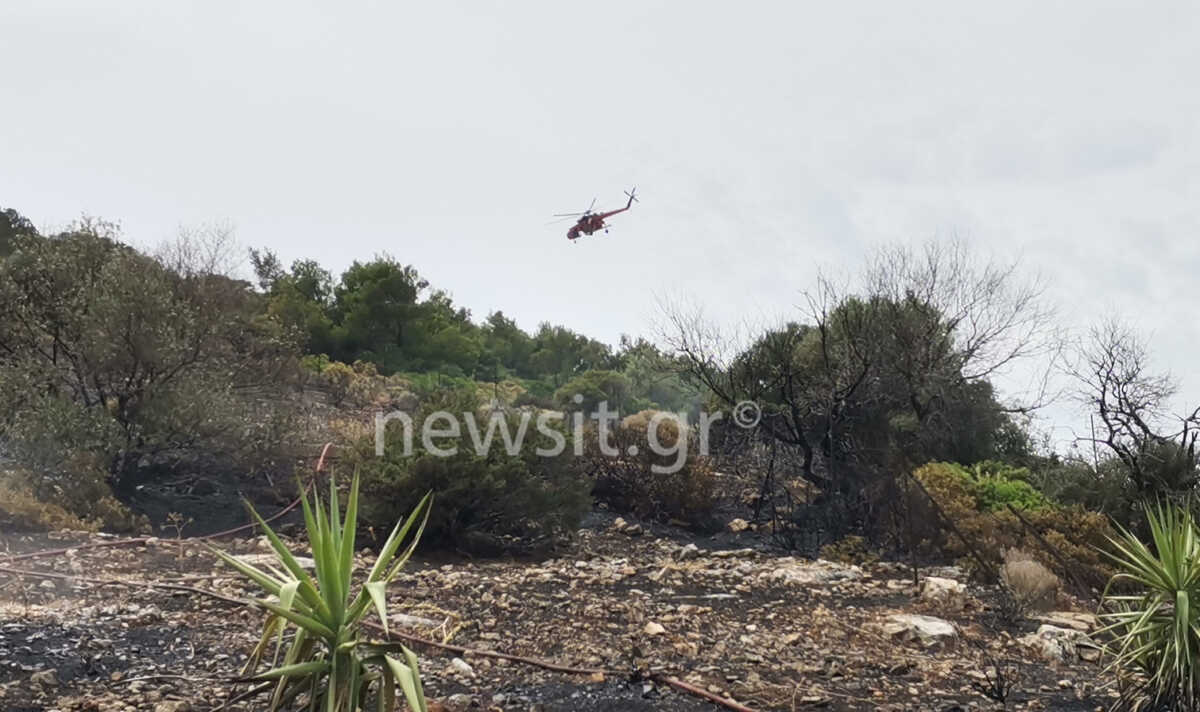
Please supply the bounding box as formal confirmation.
[1100,501,1200,711]
[213,473,432,711]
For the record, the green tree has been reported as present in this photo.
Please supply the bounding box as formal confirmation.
[0,207,37,258]
[616,336,701,413]
[554,369,633,413]
[333,257,427,369]
[528,323,615,386]
[0,221,299,494]
[482,311,535,375]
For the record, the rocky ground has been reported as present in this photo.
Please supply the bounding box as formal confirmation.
[0,515,1116,712]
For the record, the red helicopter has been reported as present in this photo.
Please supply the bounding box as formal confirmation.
[554,188,638,241]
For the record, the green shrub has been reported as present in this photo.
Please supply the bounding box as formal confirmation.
[553,370,633,413]
[513,390,554,410]
[353,388,590,551]
[911,461,1115,586]
[300,353,332,374]
[972,473,1048,512]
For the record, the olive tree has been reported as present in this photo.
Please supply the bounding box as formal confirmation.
[0,220,300,503]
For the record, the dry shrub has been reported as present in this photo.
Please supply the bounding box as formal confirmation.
[998,549,1060,622]
[820,535,878,566]
[323,361,356,405]
[316,359,399,408]
[911,462,1115,586]
[0,473,96,532]
[474,379,527,407]
[0,463,147,533]
[585,410,718,528]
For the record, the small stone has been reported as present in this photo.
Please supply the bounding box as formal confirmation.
[727,518,750,533]
[882,614,958,648]
[30,669,57,688]
[392,612,442,629]
[444,693,474,711]
[919,576,967,610]
[643,621,667,636]
[448,657,474,677]
[1079,644,1102,662]
[675,543,701,561]
[1019,624,1091,662]
[153,702,191,712]
[589,671,606,683]
[39,579,56,590]
[1036,611,1098,632]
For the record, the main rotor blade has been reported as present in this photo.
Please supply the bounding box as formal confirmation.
[588,197,597,213]
[552,212,585,217]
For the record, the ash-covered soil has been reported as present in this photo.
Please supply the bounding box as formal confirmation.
[0,518,1114,711]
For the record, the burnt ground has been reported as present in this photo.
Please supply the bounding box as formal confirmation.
[0,518,1117,712]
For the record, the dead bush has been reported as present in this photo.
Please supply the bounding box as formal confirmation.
[0,464,147,533]
[910,462,1115,586]
[0,472,96,532]
[820,535,879,566]
[997,549,1059,623]
[584,410,718,528]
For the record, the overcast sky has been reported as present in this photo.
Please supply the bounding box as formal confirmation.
[3,1,1198,446]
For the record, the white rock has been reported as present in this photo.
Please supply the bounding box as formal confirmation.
[882,614,958,648]
[727,518,750,533]
[1018,624,1091,662]
[766,559,864,586]
[30,669,57,688]
[448,657,474,677]
[392,613,442,629]
[1035,611,1098,632]
[710,548,757,559]
[919,576,967,610]
[643,621,667,636]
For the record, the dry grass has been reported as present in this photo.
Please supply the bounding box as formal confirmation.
[0,471,97,532]
[998,549,1059,623]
